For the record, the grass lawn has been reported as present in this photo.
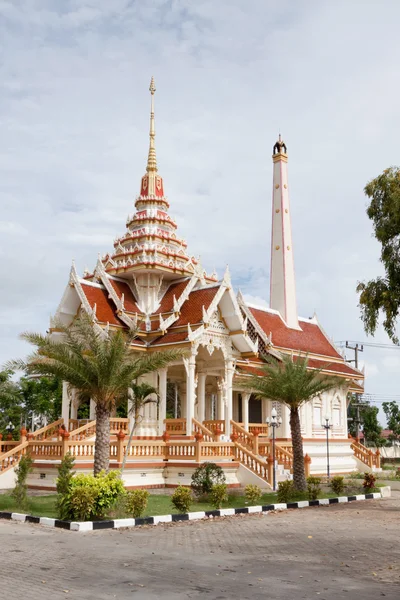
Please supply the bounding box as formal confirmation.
[0,489,344,520]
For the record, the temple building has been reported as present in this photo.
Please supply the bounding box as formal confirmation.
[19,78,373,488]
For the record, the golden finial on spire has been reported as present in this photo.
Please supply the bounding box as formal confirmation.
[146,76,157,172]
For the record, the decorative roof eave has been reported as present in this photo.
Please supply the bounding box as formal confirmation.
[94,258,139,332]
[237,290,274,348]
[275,347,364,378]
[65,262,108,338]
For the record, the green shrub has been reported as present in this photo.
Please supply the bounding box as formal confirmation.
[330,475,345,496]
[11,454,33,509]
[307,476,321,501]
[210,483,228,509]
[56,453,75,519]
[125,489,149,518]
[171,485,193,513]
[363,472,376,491]
[63,470,125,520]
[277,480,295,503]
[245,484,262,505]
[67,486,98,521]
[191,462,226,498]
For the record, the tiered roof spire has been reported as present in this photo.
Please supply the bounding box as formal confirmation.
[146,76,157,173]
[96,78,217,289]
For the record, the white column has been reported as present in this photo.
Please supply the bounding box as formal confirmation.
[89,399,96,420]
[224,359,234,438]
[217,384,224,421]
[180,382,186,418]
[197,373,206,423]
[242,393,250,431]
[61,381,70,428]
[158,368,168,435]
[185,352,196,436]
[70,389,78,420]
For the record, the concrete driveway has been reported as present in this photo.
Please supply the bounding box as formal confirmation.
[1,494,399,599]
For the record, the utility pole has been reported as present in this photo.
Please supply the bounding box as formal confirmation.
[346,342,364,442]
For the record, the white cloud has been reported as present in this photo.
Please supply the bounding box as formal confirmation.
[1,0,400,405]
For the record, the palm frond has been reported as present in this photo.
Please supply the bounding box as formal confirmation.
[238,353,343,410]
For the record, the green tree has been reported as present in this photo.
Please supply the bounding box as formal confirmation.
[0,370,22,437]
[348,399,384,445]
[19,376,62,425]
[382,401,400,443]
[357,167,400,342]
[121,382,159,474]
[8,314,183,475]
[239,355,341,491]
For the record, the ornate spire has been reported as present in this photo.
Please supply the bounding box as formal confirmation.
[139,77,164,198]
[147,76,157,173]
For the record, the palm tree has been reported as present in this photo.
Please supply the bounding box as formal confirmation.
[240,354,341,491]
[121,382,159,474]
[8,314,183,475]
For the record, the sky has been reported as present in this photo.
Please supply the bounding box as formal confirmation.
[1,0,400,424]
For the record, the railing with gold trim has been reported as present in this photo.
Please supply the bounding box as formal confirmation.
[29,440,63,459]
[69,420,96,441]
[203,420,225,435]
[351,439,381,469]
[258,441,293,472]
[230,420,254,449]
[166,441,196,460]
[124,440,166,459]
[0,441,21,454]
[32,418,64,440]
[0,441,29,473]
[110,418,129,434]
[232,442,270,483]
[69,419,91,432]
[164,418,186,435]
[192,419,215,441]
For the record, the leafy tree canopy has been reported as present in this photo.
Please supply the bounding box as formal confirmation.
[357,166,400,342]
[382,401,400,441]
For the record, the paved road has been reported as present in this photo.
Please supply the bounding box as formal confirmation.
[1,495,399,599]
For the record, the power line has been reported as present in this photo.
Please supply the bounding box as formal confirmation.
[336,340,400,350]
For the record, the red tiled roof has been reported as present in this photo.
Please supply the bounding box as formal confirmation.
[80,284,125,326]
[304,357,363,378]
[151,331,189,345]
[108,279,141,314]
[249,307,343,359]
[237,356,362,379]
[154,280,189,314]
[174,286,219,326]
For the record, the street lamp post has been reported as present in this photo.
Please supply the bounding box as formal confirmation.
[6,420,15,440]
[322,414,332,479]
[266,407,282,491]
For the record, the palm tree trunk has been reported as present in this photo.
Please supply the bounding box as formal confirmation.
[121,406,139,475]
[289,407,306,491]
[94,402,110,475]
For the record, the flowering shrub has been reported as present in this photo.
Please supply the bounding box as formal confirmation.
[329,475,345,496]
[245,484,262,505]
[277,480,295,503]
[307,476,321,501]
[191,462,226,498]
[63,470,125,520]
[125,489,149,518]
[210,483,228,509]
[171,485,193,513]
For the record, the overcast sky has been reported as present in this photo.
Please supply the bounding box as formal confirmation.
[1,0,399,424]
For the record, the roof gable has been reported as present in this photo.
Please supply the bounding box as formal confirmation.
[249,306,343,359]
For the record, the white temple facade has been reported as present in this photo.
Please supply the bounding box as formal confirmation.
[52,79,367,478]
